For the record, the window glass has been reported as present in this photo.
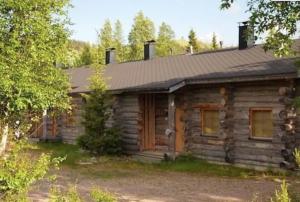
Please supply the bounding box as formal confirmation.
[251,109,273,139]
[202,110,220,136]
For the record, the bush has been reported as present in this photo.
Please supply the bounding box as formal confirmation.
[49,185,116,202]
[271,180,291,202]
[77,68,122,155]
[294,148,300,167]
[0,140,64,201]
[77,128,121,155]
[90,188,117,202]
[49,185,82,202]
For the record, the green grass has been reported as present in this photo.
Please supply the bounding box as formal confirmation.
[155,155,257,177]
[32,142,90,167]
[31,142,290,179]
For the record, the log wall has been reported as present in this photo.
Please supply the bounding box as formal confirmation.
[182,80,295,169]
[183,86,226,162]
[53,79,299,169]
[114,94,141,154]
[59,95,85,144]
[232,83,285,168]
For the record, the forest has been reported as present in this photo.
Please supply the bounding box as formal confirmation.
[65,11,220,68]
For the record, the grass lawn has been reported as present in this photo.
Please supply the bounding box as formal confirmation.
[31,142,290,179]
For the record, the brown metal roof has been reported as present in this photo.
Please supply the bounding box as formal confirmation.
[66,42,300,94]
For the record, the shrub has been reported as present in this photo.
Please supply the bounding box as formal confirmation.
[271,180,291,202]
[77,68,122,155]
[77,127,121,155]
[49,185,82,202]
[0,140,64,201]
[294,148,300,167]
[90,188,117,202]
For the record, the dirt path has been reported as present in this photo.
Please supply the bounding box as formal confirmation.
[30,167,279,202]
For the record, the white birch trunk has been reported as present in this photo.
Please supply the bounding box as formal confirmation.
[0,124,9,156]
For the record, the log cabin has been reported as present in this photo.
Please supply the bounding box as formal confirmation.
[38,22,300,170]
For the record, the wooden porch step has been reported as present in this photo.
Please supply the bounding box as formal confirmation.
[132,151,168,163]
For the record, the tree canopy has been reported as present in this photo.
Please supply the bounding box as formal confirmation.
[128,11,156,60]
[220,0,300,57]
[156,22,177,57]
[0,0,71,153]
[188,29,201,53]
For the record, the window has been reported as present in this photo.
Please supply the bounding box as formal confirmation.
[201,109,220,136]
[250,108,273,140]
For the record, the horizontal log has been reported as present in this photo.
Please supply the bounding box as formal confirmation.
[235,153,283,164]
[234,159,279,168]
[278,87,294,96]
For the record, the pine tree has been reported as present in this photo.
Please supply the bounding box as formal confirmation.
[156,22,176,57]
[78,68,121,155]
[128,11,155,60]
[188,29,200,53]
[98,20,114,65]
[211,32,218,50]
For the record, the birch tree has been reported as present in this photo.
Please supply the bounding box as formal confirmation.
[0,0,71,155]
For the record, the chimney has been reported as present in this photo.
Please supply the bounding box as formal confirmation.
[238,21,255,50]
[219,41,223,49]
[144,40,156,60]
[105,48,116,65]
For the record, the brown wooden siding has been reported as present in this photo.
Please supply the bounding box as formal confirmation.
[184,86,226,162]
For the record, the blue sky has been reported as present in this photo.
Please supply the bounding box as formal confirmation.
[69,0,250,47]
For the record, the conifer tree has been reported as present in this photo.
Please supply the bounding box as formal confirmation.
[188,29,200,53]
[211,32,218,50]
[78,68,121,155]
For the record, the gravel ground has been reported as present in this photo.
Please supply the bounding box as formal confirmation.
[29,167,281,202]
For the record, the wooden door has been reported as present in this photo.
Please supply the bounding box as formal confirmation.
[140,94,156,151]
[175,108,185,152]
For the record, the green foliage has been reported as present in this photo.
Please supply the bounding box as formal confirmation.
[0,0,71,143]
[294,148,300,167]
[271,180,291,202]
[90,188,117,202]
[35,142,90,167]
[113,20,126,63]
[50,185,82,202]
[188,29,201,53]
[80,44,94,66]
[220,0,300,57]
[49,185,116,202]
[97,20,114,65]
[0,141,64,201]
[77,68,122,155]
[128,11,155,60]
[156,22,176,57]
[63,40,99,68]
[211,32,219,50]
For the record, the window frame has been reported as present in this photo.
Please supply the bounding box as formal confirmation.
[200,106,220,137]
[249,107,273,141]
